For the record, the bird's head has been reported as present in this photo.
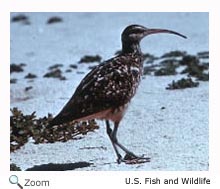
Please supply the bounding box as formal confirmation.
[121,24,186,54]
[122,24,186,43]
[122,25,186,42]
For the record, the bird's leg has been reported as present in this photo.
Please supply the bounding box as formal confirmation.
[112,122,151,164]
[112,122,138,157]
[106,120,150,164]
[105,120,123,163]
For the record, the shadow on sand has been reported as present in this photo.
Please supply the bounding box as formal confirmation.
[26,162,92,171]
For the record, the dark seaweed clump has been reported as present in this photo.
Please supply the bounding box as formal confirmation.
[166,77,199,90]
[48,64,63,70]
[24,73,37,79]
[197,51,209,59]
[10,108,99,152]
[47,16,63,24]
[79,55,102,63]
[154,60,178,76]
[10,163,21,171]
[161,50,187,58]
[143,51,186,76]
[143,53,158,63]
[24,86,33,91]
[143,51,209,90]
[10,63,26,73]
[44,68,66,80]
[180,55,209,81]
[143,51,209,80]
[11,14,31,25]
[69,64,78,69]
[10,78,17,84]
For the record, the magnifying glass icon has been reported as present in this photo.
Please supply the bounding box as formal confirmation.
[9,175,23,189]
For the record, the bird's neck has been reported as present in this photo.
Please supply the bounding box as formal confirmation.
[122,41,142,55]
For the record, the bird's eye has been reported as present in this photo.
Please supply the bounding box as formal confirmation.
[127,30,144,39]
[129,33,138,40]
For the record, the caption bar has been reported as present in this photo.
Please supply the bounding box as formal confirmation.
[125,177,211,185]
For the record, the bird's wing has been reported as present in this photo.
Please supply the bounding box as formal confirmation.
[51,56,141,125]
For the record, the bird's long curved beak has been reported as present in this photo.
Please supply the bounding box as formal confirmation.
[144,28,187,39]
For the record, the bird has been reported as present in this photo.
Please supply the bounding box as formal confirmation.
[49,24,186,164]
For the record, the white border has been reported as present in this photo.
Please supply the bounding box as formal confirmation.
[1,0,220,188]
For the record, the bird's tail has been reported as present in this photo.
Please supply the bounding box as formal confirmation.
[48,115,63,127]
[47,111,74,128]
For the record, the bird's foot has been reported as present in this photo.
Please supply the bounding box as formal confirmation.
[122,153,150,164]
[116,154,123,164]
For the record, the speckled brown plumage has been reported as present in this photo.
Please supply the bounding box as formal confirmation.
[50,54,143,125]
